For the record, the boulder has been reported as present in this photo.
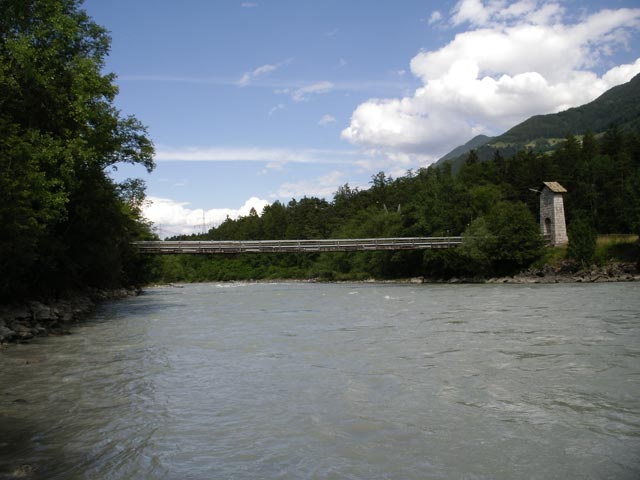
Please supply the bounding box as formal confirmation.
[11,323,34,340]
[30,302,55,321]
[53,303,75,323]
[0,306,31,322]
[0,325,15,342]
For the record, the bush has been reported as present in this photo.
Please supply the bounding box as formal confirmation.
[461,201,543,276]
[567,216,597,266]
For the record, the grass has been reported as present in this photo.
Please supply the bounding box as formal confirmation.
[596,234,638,246]
[532,245,567,269]
[535,234,638,269]
[596,234,639,264]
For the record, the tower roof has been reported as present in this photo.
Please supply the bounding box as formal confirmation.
[542,181,567,193]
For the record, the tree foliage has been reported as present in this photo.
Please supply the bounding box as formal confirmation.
[567,214,597,266]
[0,0,154,301]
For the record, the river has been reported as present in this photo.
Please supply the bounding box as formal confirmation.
[1,282,639,479]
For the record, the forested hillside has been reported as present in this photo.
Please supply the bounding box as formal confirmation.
[159,128,640,282]
[0,0,155,302]
[436,73,640,171]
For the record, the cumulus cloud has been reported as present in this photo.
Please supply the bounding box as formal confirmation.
[144,196,270,238]
[342,0,640,163]
[241,2,258,8]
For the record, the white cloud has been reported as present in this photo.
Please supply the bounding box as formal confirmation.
[241,2,258,8]
[253,64,277,76]
[237,59,290,87]
[318,114,336,126]
[353,149,437,177]
[237,63,277,87]
[120,75,411,98]
[451,0,565,27]
[428,11,442,25]
[155,145,357,165]
[273,171,346,200]
[237,72,251,87]
[342,1,640,164]
[268,103,285,116]
[451,0,492,26]
[291,81,334,101]
[144,196,269,238]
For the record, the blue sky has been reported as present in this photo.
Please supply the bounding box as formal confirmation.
[82,0,640,236]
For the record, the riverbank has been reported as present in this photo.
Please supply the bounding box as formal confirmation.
[484,261,640,284]
[150,260,640,287]
[404,261,639,284]
[0,288,140,345]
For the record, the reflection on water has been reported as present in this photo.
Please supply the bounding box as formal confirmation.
[1,283,639,479]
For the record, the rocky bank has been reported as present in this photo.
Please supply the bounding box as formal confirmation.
[485,261,640,284]
[407,261,640,285]
[0,288,139,345]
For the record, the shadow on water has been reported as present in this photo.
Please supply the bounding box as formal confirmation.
[0,291,183,479]
[0,411,85,480]
[99,291,189,318]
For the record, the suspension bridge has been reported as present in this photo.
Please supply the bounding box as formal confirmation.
[132,237,464,254]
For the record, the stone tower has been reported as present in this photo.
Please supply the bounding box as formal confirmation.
[539,181,568,246]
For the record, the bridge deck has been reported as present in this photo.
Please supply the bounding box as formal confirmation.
[133,237,463,254]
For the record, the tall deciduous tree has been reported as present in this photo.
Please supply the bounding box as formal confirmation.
[0,0,154,300]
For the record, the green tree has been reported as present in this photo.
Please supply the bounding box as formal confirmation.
[261,201,288,239]
[485,201,543,274]
[0,0,154,300]
[567,214,597,266]
[462,201,543,275]
[466,149,479,165]
[459,217,495,274]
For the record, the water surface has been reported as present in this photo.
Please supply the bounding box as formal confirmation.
[1,282,639,479]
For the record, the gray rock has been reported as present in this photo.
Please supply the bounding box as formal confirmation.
[0,306,31,321]
[55,304,74,322]
[30,302,54,321]
[12,323,30,334]
[0,325,15,341]
[13,326,34,340]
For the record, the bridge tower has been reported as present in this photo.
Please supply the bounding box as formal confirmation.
[539,181,568,246]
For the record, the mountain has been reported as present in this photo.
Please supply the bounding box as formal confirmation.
[436,73,640,170]
[437,134,493,163]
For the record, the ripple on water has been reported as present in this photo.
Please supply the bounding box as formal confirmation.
[1,282,639,479]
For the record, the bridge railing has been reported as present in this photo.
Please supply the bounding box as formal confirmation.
[132,237,464,254]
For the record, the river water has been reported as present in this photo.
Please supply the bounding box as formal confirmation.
[1,282,639,479]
